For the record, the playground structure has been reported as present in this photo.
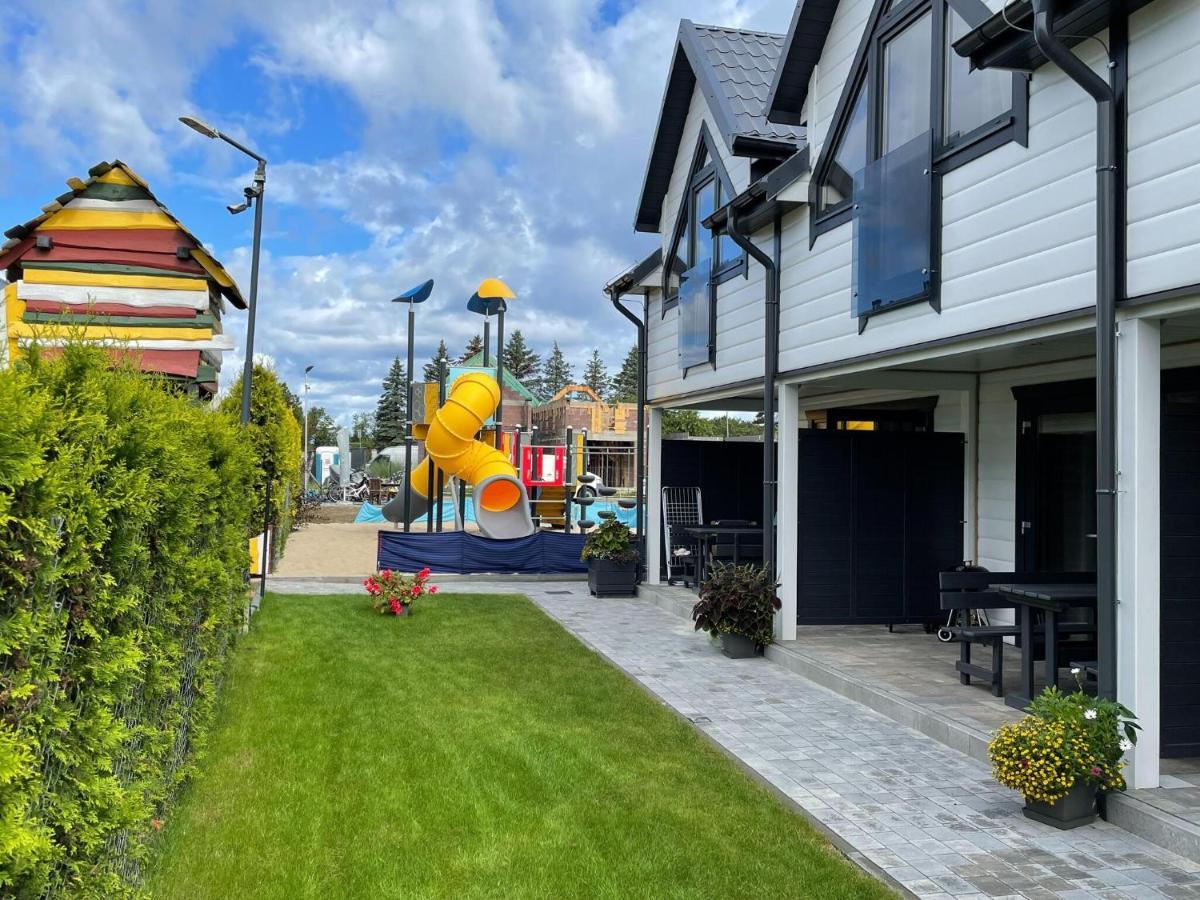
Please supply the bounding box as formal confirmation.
[378,278,637,548]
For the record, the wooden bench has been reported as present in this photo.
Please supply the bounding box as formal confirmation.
[939,571,1095,697]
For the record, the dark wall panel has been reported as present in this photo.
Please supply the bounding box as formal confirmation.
[1161,366,1200,758]
[797,429,964,624]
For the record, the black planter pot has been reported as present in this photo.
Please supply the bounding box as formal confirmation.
[720,632,760,659]
[1022,780,1098,829]
[587,557,638,597]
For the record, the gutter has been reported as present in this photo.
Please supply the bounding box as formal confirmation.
[605,259,656,577]
[714,188,781,578]
[1031,0,1118,700]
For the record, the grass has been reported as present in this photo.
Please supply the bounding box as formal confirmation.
[147,593,893,899]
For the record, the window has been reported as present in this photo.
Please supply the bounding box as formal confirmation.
[812,0,1027,236]
[663,126,747,311]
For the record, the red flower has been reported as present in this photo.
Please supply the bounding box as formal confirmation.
[389,598,403,615]
[410,586,421,597]
[429,585,439,594]
[418,567,431,578]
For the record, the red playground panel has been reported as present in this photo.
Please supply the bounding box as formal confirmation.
[521,446,565,487]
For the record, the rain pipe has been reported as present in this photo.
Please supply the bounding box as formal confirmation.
[1031,0,1119,699]
[608,286,648,572]
[724,206,780,578]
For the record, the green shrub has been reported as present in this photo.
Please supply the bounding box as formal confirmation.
[580,518,638,563]
[0,346,256,897]
[219,364,301,561]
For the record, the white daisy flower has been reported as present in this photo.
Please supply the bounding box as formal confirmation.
[1070,667,1082,675]
[1119,738,1134,752]
[1084,708,1098,720]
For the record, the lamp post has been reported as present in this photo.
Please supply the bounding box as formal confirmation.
[303,365,314,490]
[391,280,435,532]
[179,115,267,425]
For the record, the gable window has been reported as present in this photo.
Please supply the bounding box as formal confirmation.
[811,0,1029,235]
[663,126,747,312]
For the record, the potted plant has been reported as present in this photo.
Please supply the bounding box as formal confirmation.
[364,567,439,616]
[581,518,639,597]
[691,562,781,658]
[989,671,1138,829]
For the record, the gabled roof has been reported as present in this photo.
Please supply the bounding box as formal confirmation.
[634,21,806,233]
[0,160,246,308]
[765,0,842,126]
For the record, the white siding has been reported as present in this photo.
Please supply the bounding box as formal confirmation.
[645,84,766,404]
[779,35,1110,374]
[804,0,873,161]
[1127,0,1200,296]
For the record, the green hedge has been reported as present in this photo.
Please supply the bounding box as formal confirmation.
[219,364,302,562]
[0,346,255,897]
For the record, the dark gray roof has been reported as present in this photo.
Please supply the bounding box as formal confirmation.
[691,24,807,145]
[634,20,806,233]
[765,0,842,126]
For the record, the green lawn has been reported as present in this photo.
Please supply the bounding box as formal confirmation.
[147,593,892,899]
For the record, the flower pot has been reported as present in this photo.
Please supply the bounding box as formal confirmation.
[720,632,759,659]
[587,557,638,598]
[1022,780,1098,829]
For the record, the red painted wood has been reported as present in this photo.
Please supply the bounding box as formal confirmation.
[22,300,199,318]
[0,232,208,276]
[40,228,197,253]
[38,347,201,378]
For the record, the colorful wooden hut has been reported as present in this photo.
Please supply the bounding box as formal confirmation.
[0,160,245,398]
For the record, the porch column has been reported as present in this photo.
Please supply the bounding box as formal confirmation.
[645,406,663,585]
[1117,315,1160,788]
[776,384,800,641]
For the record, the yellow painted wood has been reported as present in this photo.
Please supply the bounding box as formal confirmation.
[96,167,137,186]
[66,177,88,191]
[41,208,176,230]
[4,283,23,328]
[10,322,213,341]
[190,249,235,288]
[23,268,205,292]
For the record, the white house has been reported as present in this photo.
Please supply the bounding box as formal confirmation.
[605,0,1200,800]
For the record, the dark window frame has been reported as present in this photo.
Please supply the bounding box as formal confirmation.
[662,123,747,314]
[809,0,1029,245]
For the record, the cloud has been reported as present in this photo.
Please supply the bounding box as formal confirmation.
[2,0,799,423]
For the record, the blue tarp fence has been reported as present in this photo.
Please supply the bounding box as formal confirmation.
[376,530,588,575]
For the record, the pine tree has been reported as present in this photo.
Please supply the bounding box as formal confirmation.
[610,344,639,403]
[373,357,407,448]
[540,341,574,398]
[423,339,451,381]
[583,349,610,400]
[502,329,541,392]
[460,334,484,362]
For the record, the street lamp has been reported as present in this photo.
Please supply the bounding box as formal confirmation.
[303,365,315,490]
[391,279,435,532]
[179,114,267,425]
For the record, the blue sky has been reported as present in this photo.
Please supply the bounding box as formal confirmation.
[0,0,794,422]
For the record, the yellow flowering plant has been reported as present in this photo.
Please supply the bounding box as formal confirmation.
[989,671,1139,803]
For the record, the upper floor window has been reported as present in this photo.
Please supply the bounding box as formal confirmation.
[812,0,1028,231]
[664,126,746,311]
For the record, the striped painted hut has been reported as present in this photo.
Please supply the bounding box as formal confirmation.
[0,160,245,399]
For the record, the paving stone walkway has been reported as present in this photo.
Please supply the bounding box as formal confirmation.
[267,580,1200,899]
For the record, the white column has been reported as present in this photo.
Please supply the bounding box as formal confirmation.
[962,382,979,564]
[776,384,800,641]
[645,406,663,585]
[1117,315,1160,788]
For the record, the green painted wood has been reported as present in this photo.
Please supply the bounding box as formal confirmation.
[196,365,217,382]
[23,312,214,328]
[21,261,206,279]
[77,182,153,203]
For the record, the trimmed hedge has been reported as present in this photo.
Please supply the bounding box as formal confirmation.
[0,346,255,897]
[219,364,302,562]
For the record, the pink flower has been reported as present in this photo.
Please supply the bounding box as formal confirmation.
[1090,766,1102,777]
[410,586,421,597]
[429,585,439,594]
[389,598,403,615]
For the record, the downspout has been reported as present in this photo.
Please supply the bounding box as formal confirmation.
[609,286,648,577]
[725,207,780,578]
[1031,0,1118,700]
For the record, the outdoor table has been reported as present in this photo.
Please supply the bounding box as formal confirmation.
[683,525,762,590]
[991,583,1098,710]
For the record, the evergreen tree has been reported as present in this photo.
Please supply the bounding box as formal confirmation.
[610,344,639,403]
[582,349,610,400]
[540,341,574,398]
[502,329,541,392]
[373,357,407,447]
[423,339,451,381]
[460,334,484,362]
